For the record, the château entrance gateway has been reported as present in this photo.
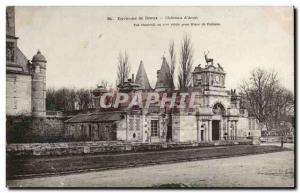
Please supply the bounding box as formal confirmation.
[65,56,260,143]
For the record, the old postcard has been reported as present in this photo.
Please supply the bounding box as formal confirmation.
[6,6,294,188]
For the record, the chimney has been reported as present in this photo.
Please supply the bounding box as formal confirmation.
[157,70,160,78]
[132,74,134,83]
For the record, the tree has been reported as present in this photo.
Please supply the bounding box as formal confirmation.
[46,87,94,112]
[116,51,131,86]
[167,41,176,90]
[46,88,56,111]
[77,89,93,111]
[178,35,193,91]
[239,68,294,132]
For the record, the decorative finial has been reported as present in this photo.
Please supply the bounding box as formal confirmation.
[217,63,224,71]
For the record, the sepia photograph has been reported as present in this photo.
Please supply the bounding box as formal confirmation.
[5,6,295,188]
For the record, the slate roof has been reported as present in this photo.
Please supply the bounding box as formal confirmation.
[65,111,125,123]
[6,47,31,75]
[32,50,47,62]
[155,56,171,89]
[135,60,152,90]
[118,81,143,93]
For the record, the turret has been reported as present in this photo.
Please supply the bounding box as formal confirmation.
[92,85,108,109]
[155,56,171,92]
[135,60,152,91]
[31,50,47,117]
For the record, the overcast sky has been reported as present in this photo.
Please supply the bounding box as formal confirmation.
[15,6,294,91]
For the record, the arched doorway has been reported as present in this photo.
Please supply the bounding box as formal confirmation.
[212,103,225,140]
[212,120,220,140]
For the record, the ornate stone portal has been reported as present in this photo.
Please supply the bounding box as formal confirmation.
[171,54,255,142]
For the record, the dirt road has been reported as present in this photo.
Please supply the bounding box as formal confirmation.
[7,146,294,188]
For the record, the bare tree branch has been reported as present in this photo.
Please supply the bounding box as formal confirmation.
[178,35,193,91]
[116,51,131,86]
[239,68,294,132]
[166,41,176,90]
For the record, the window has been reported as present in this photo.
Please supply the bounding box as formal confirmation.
[135,118,140,130]
[6,42,15,62]
[151,120,159,137]
[97,124,100,138]
[88,125,92,138]
[129,118,134,130]
[81,125,84,137]
[249,119,252,130]
[239,109,245,114]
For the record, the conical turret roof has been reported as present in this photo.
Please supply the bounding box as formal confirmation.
[155,56,171,90]
[135,60,152,90]
[32,50,47,63]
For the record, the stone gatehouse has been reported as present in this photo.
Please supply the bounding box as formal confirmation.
[64,57,261,143]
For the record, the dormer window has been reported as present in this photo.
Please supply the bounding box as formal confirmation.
[35,65,40,73]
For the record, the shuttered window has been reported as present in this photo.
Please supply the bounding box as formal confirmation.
[151,120,158,136]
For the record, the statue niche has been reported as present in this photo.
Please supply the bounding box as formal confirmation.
[213,103,225,115]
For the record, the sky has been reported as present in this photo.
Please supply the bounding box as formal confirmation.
[15,6,294,91]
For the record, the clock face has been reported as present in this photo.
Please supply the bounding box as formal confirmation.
[215,75,220,83]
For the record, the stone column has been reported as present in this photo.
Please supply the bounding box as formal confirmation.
[205,121,209,142]
[220,121,223,140]
[228,121,232,140]
[196,119,199,142]
[141,115,144,142]
[208,120,212,141]
[227,120,230,140]
[235,121,238,140]
[198,120,202,142]
[126,116,128,141]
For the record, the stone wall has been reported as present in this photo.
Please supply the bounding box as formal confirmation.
[116,119,127,141]
[172,115,181,142]
[6,73,32,116]
[237,117,261,138]
[7,115,66,143]
[64,121,121,141]
[178,115,197,142]
[6,140,253,157]
[126,114,143,141]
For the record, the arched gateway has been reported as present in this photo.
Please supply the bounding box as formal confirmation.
[212,103,226,140]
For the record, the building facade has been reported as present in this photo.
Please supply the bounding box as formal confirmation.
[6,6,47,117]
[65,58,261,143]
[6,7,260,142]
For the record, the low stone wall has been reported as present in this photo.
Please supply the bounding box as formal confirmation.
[7,140,253,157]
[6,115,67,143]
[260,136,294,143]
